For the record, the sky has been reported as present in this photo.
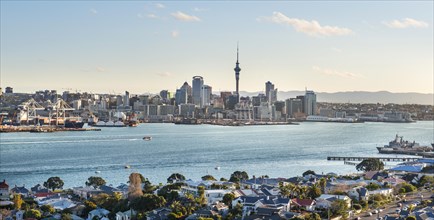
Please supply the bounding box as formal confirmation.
[1,1,433,95]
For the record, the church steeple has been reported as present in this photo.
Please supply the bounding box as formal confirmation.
[234,43,241,103]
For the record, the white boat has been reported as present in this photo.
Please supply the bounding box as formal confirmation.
[143,136,152,141]
[215,166,220,170]
[95,171,101,174]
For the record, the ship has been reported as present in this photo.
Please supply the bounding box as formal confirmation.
[174,118,200,125]
[92,121,126,127]
[376,134,434,156]
[64,120,85,128]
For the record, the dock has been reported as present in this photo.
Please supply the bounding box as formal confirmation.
[327,156,421,162]
[0,126,101,133]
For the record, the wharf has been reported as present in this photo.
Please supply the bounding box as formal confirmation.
[0,126,101,133]
[327,156,421,162]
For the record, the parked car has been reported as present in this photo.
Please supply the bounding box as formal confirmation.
[373,210,379,214]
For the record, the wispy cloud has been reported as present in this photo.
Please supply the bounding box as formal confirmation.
[156,72,172,77]
[258,12,353,37]
[147,13,158,19]
[193,7,207,12]
[96,66,106,72]
[155,3,165,9]
[312,66,361,78]
[383,18,428,29]
[171,11,201,22]
[171,30,179,38]
[90,9,98,15]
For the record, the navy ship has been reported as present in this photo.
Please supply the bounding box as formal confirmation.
[377,134,433,156]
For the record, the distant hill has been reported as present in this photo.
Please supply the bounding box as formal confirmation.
[237,91,433,105]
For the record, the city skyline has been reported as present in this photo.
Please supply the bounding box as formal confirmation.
[1,1,433,94]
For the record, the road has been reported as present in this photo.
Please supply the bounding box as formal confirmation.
[354,189,433,220]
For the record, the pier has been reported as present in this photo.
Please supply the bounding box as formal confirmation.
[327,156,420,162]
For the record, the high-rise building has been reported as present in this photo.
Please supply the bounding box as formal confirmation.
[192,76,204,106]
[201,85,212,107]
[234,44,241,103]
[124,91,130,107]
[160,90,169,100]
[265,81,276,103]
[304,90,317,116]
[286,98,303,118]
[5,87,13,94]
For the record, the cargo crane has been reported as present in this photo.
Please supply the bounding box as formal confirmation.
[49,98,75,126]
[17,99,45,125]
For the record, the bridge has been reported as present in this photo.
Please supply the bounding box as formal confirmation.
[327,156,420,162]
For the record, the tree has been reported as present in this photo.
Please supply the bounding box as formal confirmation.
[201,175,217,181]
[229,171,249,183]
[86,176,106,189]
[307,185,322,199]
[128,173,143,201]
[222,193,235,207]
[356,158,384,172]
[366,183,381,191]
[130,194,166,213]
[44,176,64,191]
[319,177,327,194]
[13,194,23,210]
[167,173,186,183]
[61,213,73,220]
[24,209,42,219]
[330,200,348,218]
[302,170,316,177]
[196,186,207,207]
[220,177,228,181]
[40,204,55,214]
[406,217,416,220]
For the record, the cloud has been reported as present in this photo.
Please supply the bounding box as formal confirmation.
[171,30,179,38]
[147,13,158,19]
[156,72,172,77]
[155,3,165,9]
[193,7,207,12]
[383,18,428,29]
[312,66,361,78]
[96,66,106,72]
[258,12,353,37]
[90,9,98,14]
[171,11,201,22]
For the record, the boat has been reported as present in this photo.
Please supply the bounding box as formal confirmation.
[128,120,139,127]
[124,165,130,169]
[95,171,101,174]
[174,118,200,125]
[143,136,152,141]
[376,134,433,156]
[92,121,127,127]
[215,166,220,170]
[64,120,85,128]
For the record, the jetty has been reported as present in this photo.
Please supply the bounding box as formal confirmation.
[0,126,101,133]
[327,156,421,162]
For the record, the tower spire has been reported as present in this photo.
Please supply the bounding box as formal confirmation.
[237,42,239,63]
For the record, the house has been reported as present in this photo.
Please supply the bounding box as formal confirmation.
[382,177,406,186]
[0,180,9,200]
[347,187,369,201]
[87,208,109,220]
[185,209,219,220]
[369,188,393,197]
[211,202,229,216]
[315,194,351,209]
[180,182,231,205]
[241,177,287,189]
[290,198,316,211]
[244,207,282,220]
[116,210,136,220]
[31,184,49,193]
[15,210,24,220]
[10,185,30,197]
[146,208,170,220]
[37,194,77,210]
[232,196,290,212]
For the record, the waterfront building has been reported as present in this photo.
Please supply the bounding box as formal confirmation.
[234,45,241,103]
[225,95,238,110]
[192,76,204,107]
[179,103,196,118]
[175,89,188,105]
[319,108,336,118]
[235,102,253,120]
[123,91,130,107]
[201,85,212,107]
[274,101,285,118]
[252,94,267,107]
[304,90,317,116]
[116,95,123,107]
[72,99,82,110]
[159,105,175,116]
[139,95,149,105]
[286,98,303,119]
[160,90,169,100]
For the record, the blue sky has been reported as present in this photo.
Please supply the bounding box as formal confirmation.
[1,1,433,94]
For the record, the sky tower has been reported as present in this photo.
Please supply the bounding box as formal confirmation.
[234,43,241,102]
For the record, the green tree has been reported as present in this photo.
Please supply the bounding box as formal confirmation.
[86,176,106,189]
[366,183,381,191]
[220,177,228,181]
[319,177,327,194]
[356,158,384,172]
[307,184,322,199]
[13,194,23,210]
[44,176,64,191]
[400,183,417,193]
[229,171,249,183]
[302,170,316,177]
[24,209,42,219]
[330,200,348,218]
[406,216,416,220]
[305,213,322,220]
[130,194,166,213]
[83,200,97,216]
[201,175,217,181]
[40,204,55,214]
[167,173,186,183]
[61,213,73,220]
[352,204,362,210]
[222,193,235,207]
[196,186,207,207]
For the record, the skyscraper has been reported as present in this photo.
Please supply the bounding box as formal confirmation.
[201,85,212,107]
[304,90,317,116]
[192,76,204,106]
[234,44,241,103]
[265,81,276,104]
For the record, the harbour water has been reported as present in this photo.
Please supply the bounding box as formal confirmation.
[1,121,433,188]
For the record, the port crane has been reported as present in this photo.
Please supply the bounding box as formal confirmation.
[49,98,75,126]
[17,99,45,125]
